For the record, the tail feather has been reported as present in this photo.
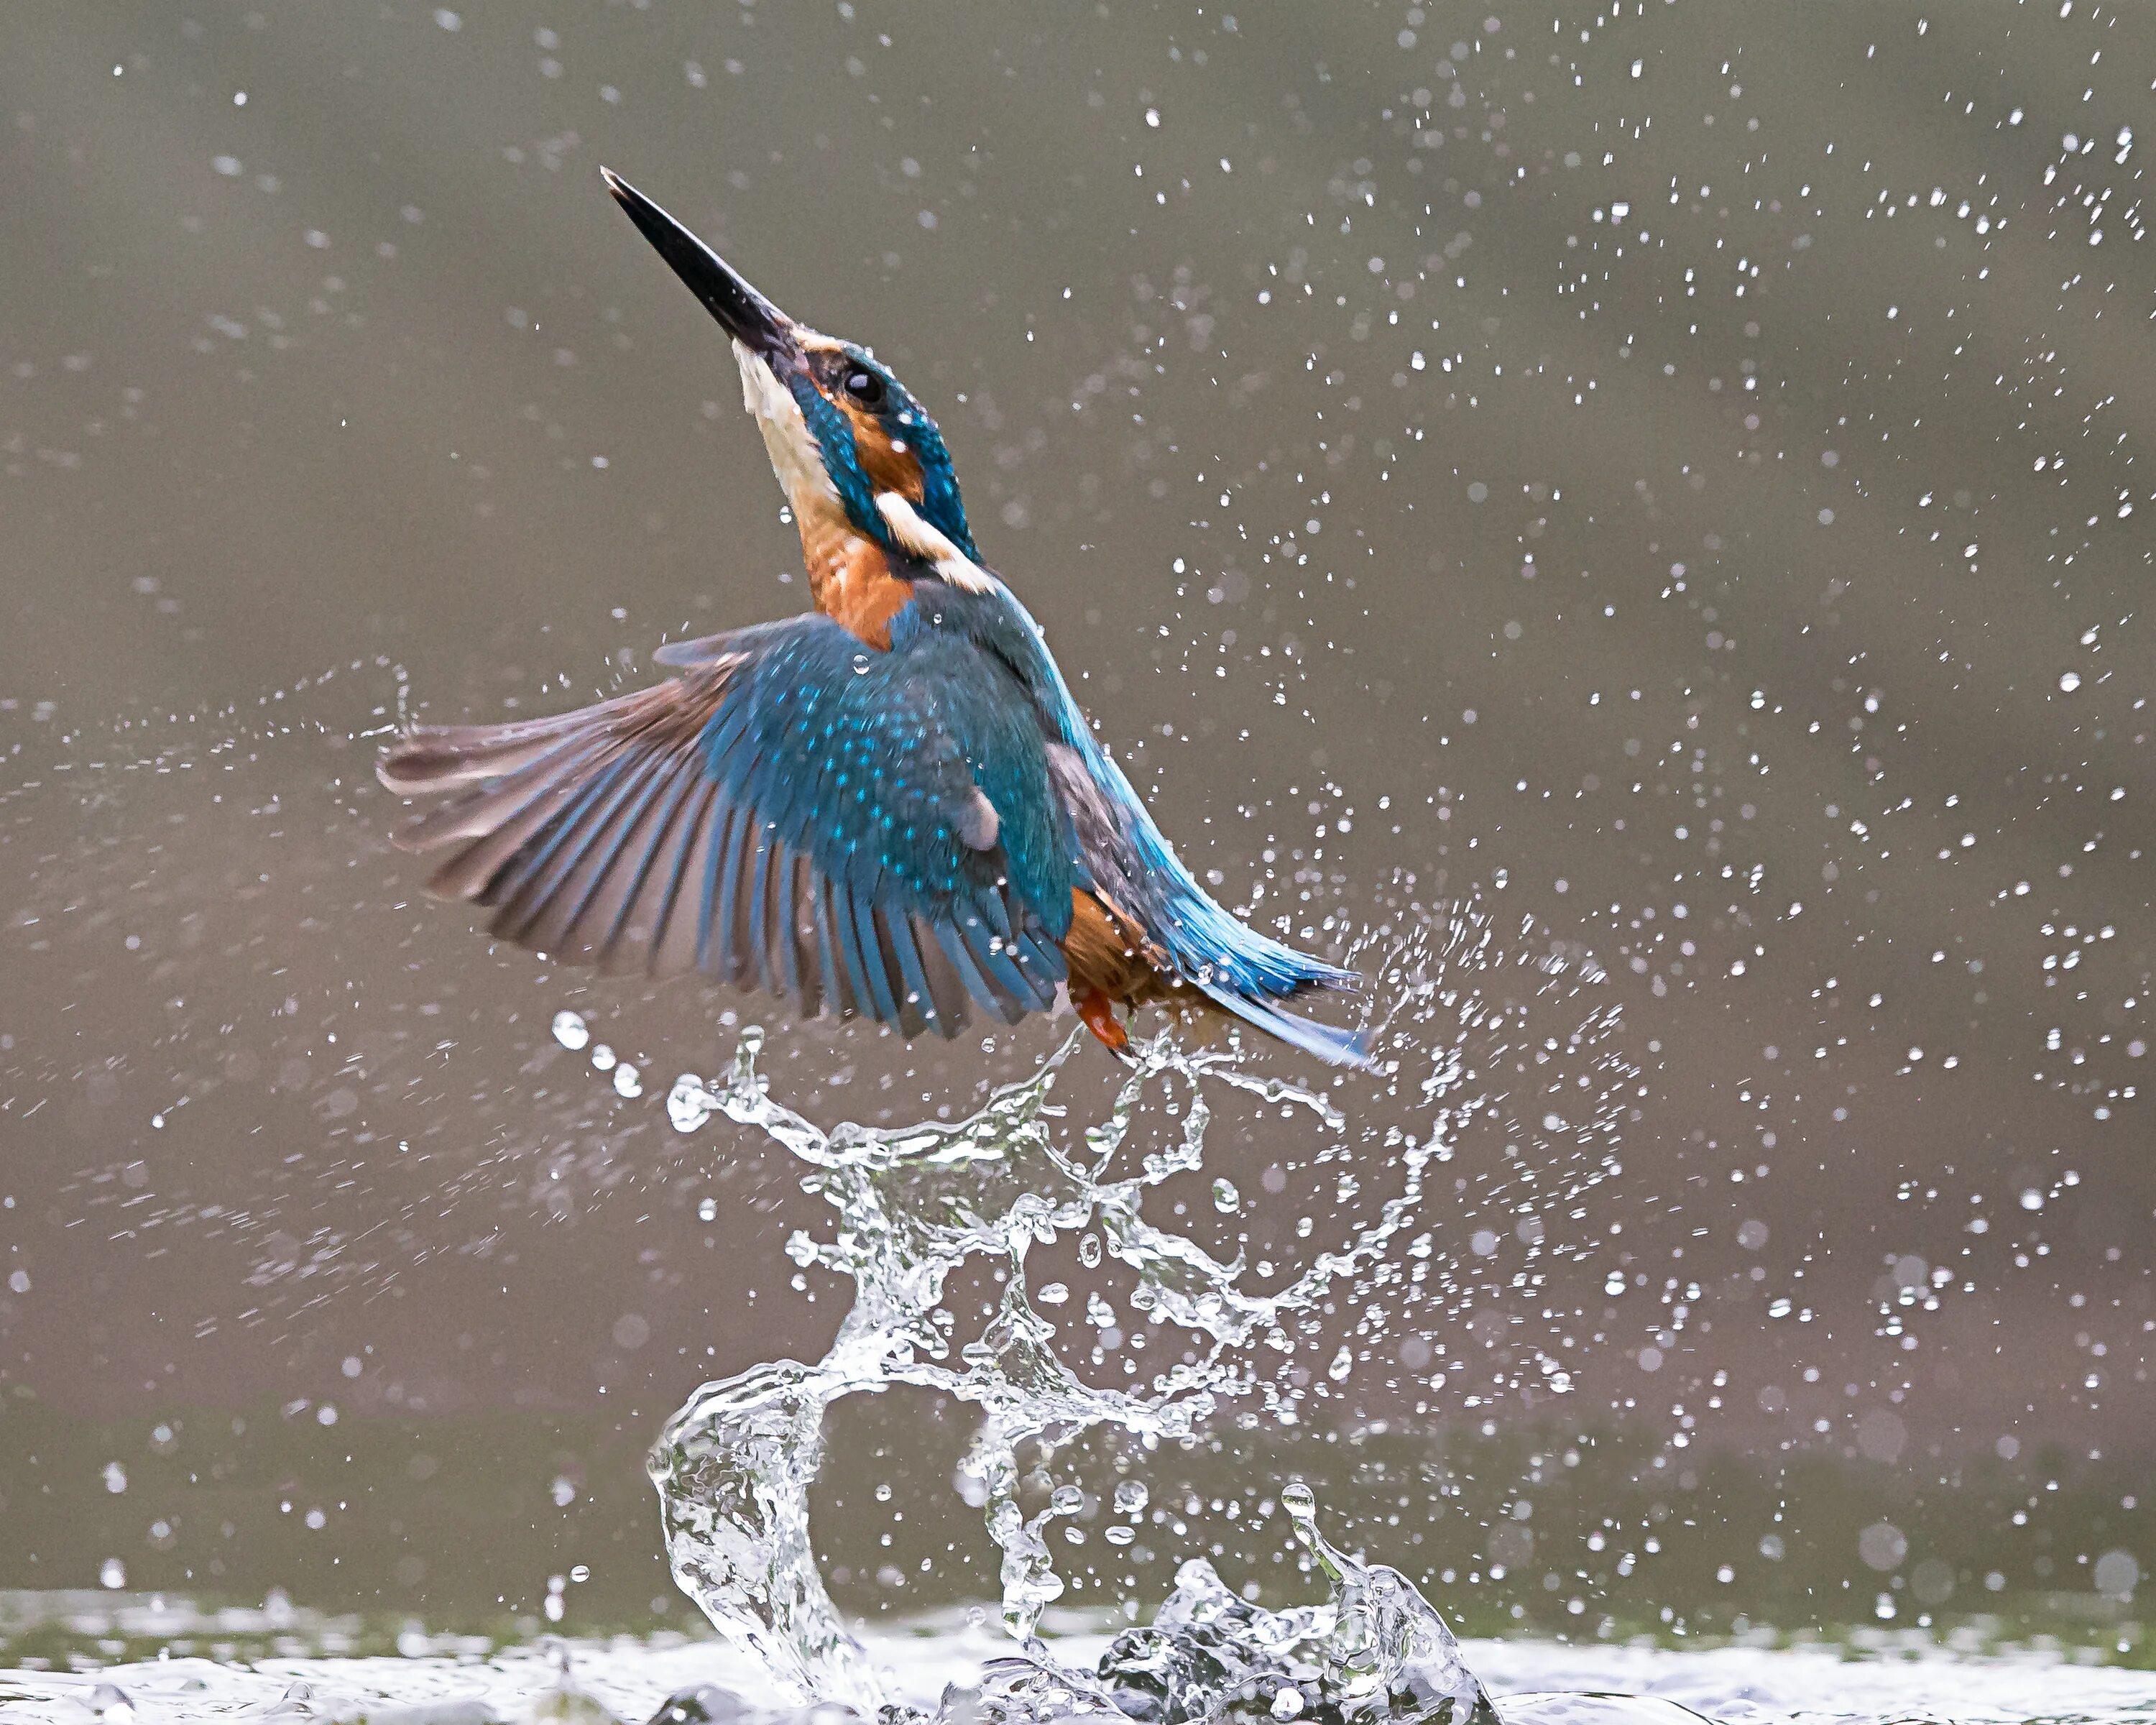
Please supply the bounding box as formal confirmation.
[1150,882,1360,1004]
[1192,977,1376,1071]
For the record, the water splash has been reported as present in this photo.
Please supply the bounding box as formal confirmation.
[1081,1486,1496,1725]
[654,1007,1506,1721]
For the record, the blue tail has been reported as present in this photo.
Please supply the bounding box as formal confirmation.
[1167,891,1375,1069]
[1104,794,1373,1070]
[1193,976,1376,1070]
[1010,639,1371,1068]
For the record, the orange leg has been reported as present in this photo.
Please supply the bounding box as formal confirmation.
[1075,986,1130,1056]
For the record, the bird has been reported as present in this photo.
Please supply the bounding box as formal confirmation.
[375,169,1370,1069]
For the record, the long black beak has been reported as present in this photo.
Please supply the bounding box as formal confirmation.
[600,167,801,367]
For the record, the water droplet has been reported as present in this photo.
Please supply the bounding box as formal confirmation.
[668,1075,715,1133]
[551,1010,589,1051]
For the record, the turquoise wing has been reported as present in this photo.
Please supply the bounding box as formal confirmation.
[377,615,1075,1038]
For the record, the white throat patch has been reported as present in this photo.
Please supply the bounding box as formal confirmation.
[732,340,839,511]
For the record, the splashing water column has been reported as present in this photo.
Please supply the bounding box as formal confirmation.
[648,1359,887,1711]
[650,1016,1508,1723]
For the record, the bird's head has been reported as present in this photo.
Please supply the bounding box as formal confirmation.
[602,168,986,587]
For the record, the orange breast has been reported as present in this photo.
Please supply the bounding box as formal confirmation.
[799,511,913,650]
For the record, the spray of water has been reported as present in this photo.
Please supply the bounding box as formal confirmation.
[653,953,1523,1723]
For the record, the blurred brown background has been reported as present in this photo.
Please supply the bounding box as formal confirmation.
[1,0,2147,1639]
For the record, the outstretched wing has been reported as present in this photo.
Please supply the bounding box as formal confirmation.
[377,615,1076,1039]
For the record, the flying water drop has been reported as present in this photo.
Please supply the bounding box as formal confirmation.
[552,1009,590,1052]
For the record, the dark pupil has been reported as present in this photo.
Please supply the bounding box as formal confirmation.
[846,369,883,405]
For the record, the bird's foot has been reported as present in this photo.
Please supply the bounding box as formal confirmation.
[1075,988,1131,1057]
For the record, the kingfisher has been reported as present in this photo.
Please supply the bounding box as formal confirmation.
[377,170,1370,1068]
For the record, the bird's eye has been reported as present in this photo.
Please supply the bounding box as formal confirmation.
[844,369,885,407]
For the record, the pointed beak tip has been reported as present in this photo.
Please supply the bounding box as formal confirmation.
[602,176,798,365]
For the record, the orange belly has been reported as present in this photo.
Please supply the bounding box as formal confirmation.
[1063,889,1235,1054]
[1061,888,1169,1005]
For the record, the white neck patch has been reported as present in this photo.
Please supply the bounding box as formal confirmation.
[875,492,997,594]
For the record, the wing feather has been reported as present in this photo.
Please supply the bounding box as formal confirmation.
[748,830,783,998]
[492,754,642,944]
[807,863,845,1019]
[648,781,719,977]
[721,806,763,988]
[913,915,972,1032]
[879,904,941,1038]
[587,753,704,969]
[848,886,903,1025]
[519,746,681,957]
[379,612,1072,1037]
[694,801,738,977]
[932,919,1026,1026]
[827,875,876,1019]
[775,847,814,1015]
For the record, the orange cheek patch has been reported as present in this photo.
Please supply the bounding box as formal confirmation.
[845,408,926,502]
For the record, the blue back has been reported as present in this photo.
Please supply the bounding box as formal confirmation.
[894,581,1351,1003]
[704,615,1075,939]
